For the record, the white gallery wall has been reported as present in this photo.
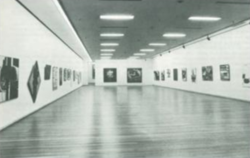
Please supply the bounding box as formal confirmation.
[0,0,89,130]
[153,25,250,101]
[95,59,153,86]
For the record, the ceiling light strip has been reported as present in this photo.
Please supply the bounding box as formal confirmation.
[100,14,134,20]
[189,16,221,21]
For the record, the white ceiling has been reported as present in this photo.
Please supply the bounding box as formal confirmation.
[18,0,250,61]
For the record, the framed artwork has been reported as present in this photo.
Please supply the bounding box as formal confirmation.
[73,70,75,81]
[127,68,142,83]
[161,70,165,81]
[154,71,160,81]
[191,68,197,83]
[59,68,63,86]
[202,66,213,81]
[182,68,187,81]
[64,68,67,81]
[220,64,230,81]
[52,66,58,90]
[242,64,250,88]
[44,65,51,80]
[67,69,71,80]
[0,56,19,103]
[104,68,117,82]
[167,69,171,78]
[173,69,178,81]
[92,64,95,79]
[27,61,41,103]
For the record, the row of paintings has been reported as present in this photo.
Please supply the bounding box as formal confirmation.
[154,64,250,88]
[103,68,142,83]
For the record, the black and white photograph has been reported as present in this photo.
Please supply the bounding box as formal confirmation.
[103,68,117,83]
[127,68,142,83]
[1,0,250,158]
[27,61,41,103]
[0,56,19,103]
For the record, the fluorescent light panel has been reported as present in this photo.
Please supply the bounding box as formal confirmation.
[100,14,134,20]
[100,43,119,46]
[101,49,115,52]
[134,53,146,56]
[101,53,113,56]
[100,33,124,37]
[140,49,155,52]
[163,33,186,38]
[189,16,221,21]
[149,43,166,46]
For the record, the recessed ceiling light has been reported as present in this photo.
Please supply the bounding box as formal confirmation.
[100,33,124,37]
[140,49,155,52]
[101,53,113,56]
[101,49,115,52]
[149,43,167,46]
[188,16,221,21]
[100,43,119,46]
[134,53,146,56]
[163,33,186,38]
[100,14,134,20]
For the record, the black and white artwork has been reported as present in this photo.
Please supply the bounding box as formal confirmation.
[202,66,213,81]
[127,68,142,83]
[104,68,117,82]
[173,69,178,81]
[27,61,41,103]
[0,56,19,103]
[59,68,63,86]
[182,68,187,81]
[191,68,197,83]
[154,71,160,81]
[64,68,67,81]
[73,70,76,82]
[242,64,250,88]
[167,69,171,78]
[52,67,58,90]
[220,64,230,81]
[44,65,51,80]
[161,70,165,81]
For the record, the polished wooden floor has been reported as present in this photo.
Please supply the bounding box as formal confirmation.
[0,86,250,158]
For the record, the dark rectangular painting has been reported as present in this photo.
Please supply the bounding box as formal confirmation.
[64,68,67,81]
[161,70,165,81]
[242,64,250,88]
[27,61,41,103]
[167,69,171,78]
[154,71,160,81]
[182,68,187,81]
[220,64,230,81]
[127,68,142,83]
[67,69,71,80]
[173,69,178,81]
[44,65,51,80]
[73,70,75,81]
[202,66,213,81]
[104,68,117,82]
[191,68,197,83]
[0,56,19,103]
[52,66,58,90]
[92,64,95,79]
[59,68,63,86]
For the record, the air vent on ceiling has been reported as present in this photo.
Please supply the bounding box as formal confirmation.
[216,1,250,5]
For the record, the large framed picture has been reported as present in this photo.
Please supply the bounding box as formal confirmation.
[27,61,41,103]
[0,56,19,103]
[52,66,58,90]
[161,70,165,81]
[202,66,213,81]
[191,68,197,83]
[64,68,67,81]
[173,69,178,81]
[59,68,63,86]
[220,64,230,81]
[242,64,250,88]
[104,68,117,82]
[44,65,51,80]
[182,68,187,81]
[167,69,171,78]
[127,68,142,83]
[154,71,160,81]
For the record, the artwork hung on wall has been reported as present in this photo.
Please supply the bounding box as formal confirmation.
[167,69,171,78]
[64,68,67,81]
[127,68,142,83]
[73,70,76,82]
[0,56,19,103]
[27,61,41,103]
[173,69,178,81]
[104,68,117,82]
[191,68,197,83]
[242,64,250,88]
[92,64,95,79]
[44,65,51,80]
[59,68,63,86]
[220,64,230,81]
[161,70,165,81]
[202,66,213,81]
[67,69,71,80]
[52,67,58,90]
[182,68,187,81]
[154,71,160,81]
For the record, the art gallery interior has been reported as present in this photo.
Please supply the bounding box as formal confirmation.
[0,0,250,157]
